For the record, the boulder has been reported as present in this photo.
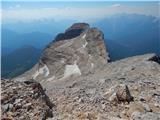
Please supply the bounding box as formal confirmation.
[104,84,134,104]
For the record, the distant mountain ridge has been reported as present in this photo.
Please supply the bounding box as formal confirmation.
[1,46,42,78]
[94,14,160,60]
[2,13,159,58]
[2,29,53,55]
[1,13,159,78]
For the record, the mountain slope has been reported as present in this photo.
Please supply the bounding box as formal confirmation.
[9,23,160,119]
[21,23,109,82]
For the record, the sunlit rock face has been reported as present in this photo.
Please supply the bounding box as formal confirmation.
[22,23,109,83]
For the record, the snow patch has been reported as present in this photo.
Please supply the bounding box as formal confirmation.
[77,35,88,51]
[91,63,94,68]
[82,34,88,48]
[63,61,81,79]
[82,40,88,48]
[47,75,55,81]
[32,71,39,79]
[32,64,50,79]
[42,64,50,77]
[82,34,86,39]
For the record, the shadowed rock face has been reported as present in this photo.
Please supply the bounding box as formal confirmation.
[55,23,90,41]
[148,55,160,64]
[66,23,89,32]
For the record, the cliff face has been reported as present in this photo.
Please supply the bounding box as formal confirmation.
[55,23,90,41]
[5,23,160,120]
[23,23,109,83]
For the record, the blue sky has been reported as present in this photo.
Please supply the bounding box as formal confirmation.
[1,1,159,23]
[1,0,160,1]
[2,1,159,9]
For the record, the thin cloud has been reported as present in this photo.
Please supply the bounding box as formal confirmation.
[15,4,21,8]
[1,4,159,23]
[8,4,21,9]
[111,4,121,7]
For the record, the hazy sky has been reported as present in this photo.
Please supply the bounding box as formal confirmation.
[1,1,159,23]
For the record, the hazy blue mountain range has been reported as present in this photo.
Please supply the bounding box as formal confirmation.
[94,14,159,39]
[1,13,160,78]
[2,19,75,35]
[1,46,42,78]
[2,29,53,55]
[105,39,135,61]
[94,14,160,60]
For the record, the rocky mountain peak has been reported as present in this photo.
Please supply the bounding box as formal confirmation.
[24,23,109,83]
[55,23,89,41]
[66,23,89,32]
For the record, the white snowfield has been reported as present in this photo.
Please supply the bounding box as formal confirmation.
[63,61,81,79]
[32,64,50,79]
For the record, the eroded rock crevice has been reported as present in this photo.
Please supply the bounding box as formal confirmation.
[148,55,160,64]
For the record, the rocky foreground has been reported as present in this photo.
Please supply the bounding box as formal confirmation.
[1,23,160,120]
[1,79,53,120]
